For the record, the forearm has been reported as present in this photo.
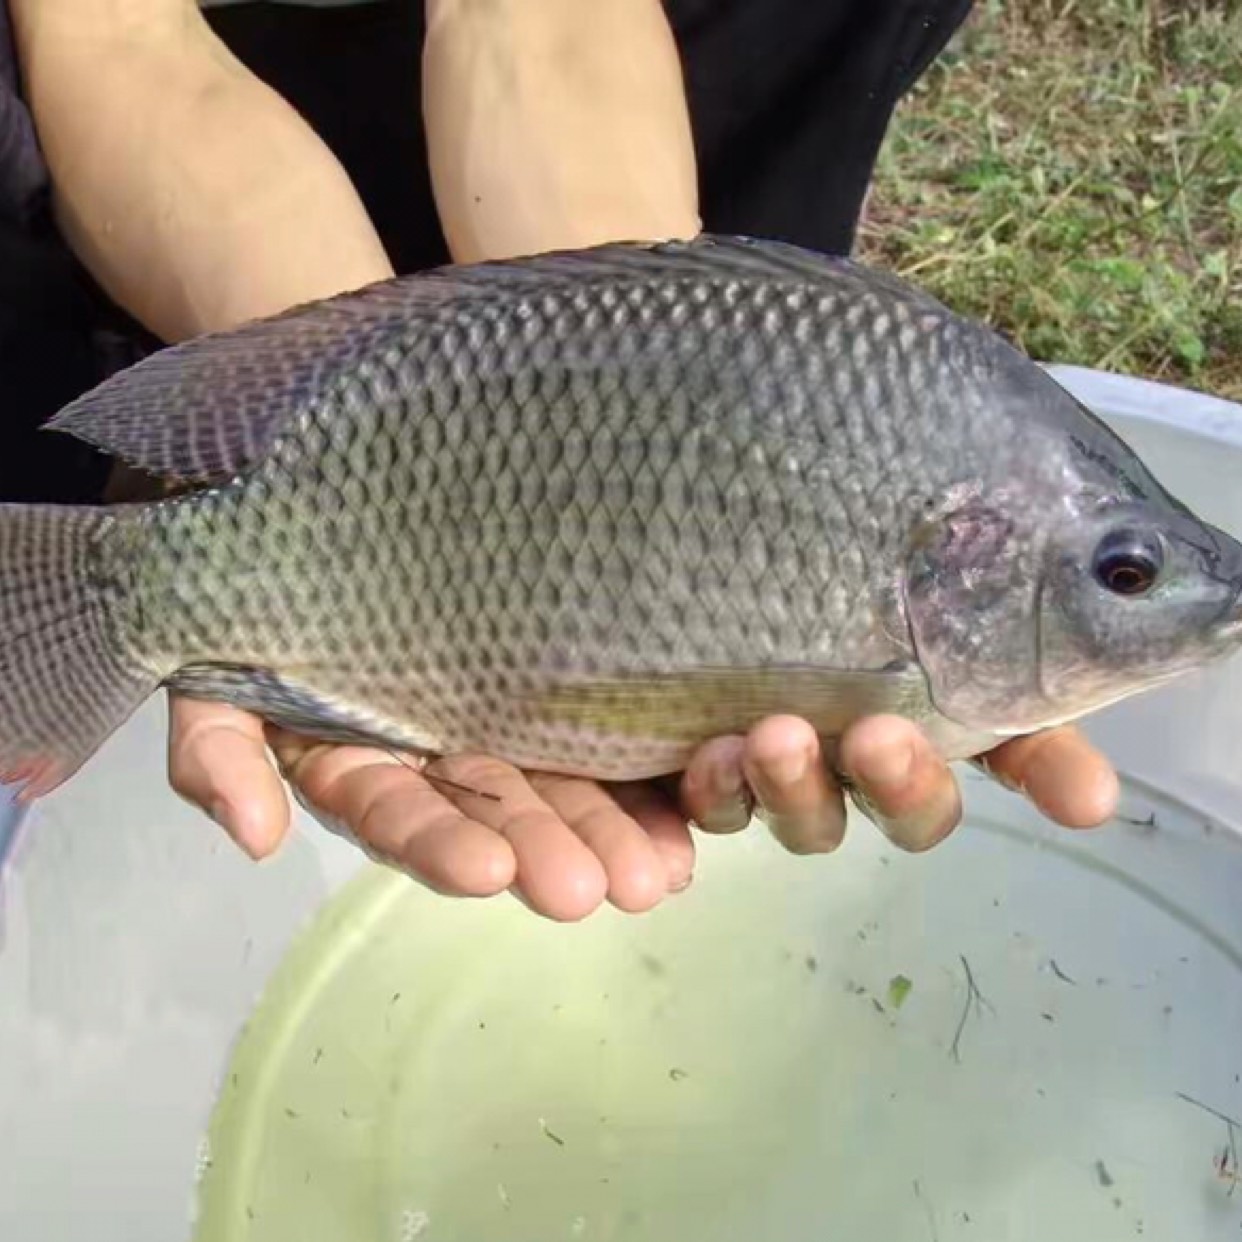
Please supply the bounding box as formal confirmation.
[10,0,392,341]
[423,0,701,263]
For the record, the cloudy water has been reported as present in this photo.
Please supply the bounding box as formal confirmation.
[192,776,1242,1242]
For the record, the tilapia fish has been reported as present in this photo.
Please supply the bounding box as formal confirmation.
[3,235,1241,799]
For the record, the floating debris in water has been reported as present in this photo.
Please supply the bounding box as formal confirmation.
[539,1117,566,1147]
[1095,1159,1115,1188]
[912,1179,940,1242]
[194,1137,213,1182]
[1215,1146,1240,1194]
[950,956,993,1063]
[1175,1091,1241,1132]
[888,975,913,1010]
[1049,959,1077,985]
[1175,1091,1240,1198]
[400,1208,430,1240]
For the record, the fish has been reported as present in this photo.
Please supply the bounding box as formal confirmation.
[2,233,1241,801]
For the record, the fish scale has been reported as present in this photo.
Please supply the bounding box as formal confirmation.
[2,234,1240,800]
[150,278,1008,705]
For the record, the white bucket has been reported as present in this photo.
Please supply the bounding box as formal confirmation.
[2,366,1241,1241]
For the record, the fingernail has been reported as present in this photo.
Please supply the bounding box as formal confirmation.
[708,752,745,799]
[762,809,845,856]
[859,790,960,855]
[695,754,752,832]
[696,794,753,833]
[669,871,694,894]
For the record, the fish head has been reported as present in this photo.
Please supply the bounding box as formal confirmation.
[902,369,1242,737]
[1032,498,1242,721]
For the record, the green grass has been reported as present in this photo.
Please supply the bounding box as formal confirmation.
[859,0,1242,401]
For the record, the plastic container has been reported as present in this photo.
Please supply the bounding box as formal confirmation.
[2,366,1241,1242]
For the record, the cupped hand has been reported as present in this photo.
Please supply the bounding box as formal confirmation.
[167,695,695,922]
[680,713,1120,855]
[169,692,1120,923]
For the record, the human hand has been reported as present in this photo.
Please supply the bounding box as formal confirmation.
[167,697,698,922]
[170,693,1119,923]
[679,713,1120,855]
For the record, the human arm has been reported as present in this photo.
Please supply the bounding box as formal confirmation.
[9,0,391,341]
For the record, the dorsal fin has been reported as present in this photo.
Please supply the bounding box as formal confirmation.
[45,234,951,484]
[44,274,472,485]
[424,233,954,315]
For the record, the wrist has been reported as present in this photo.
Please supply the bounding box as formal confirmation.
[422,0,701,263]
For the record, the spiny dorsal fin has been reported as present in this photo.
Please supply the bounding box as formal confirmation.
[45,234,950,484]
[424,233,955,315]
[44,274,472,485]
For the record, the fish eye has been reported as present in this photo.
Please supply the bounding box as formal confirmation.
[1093,529,1163,597]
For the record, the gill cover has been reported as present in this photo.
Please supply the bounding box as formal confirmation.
[903,499,1048,734]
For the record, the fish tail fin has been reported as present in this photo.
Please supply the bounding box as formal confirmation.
[0,503,158,801]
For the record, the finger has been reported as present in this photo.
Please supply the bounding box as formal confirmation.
[742,716,848,855]
[680,735,754,834]
[528,771,674,913]
[977,726,1118,828]
[168,695,290,860]
[837,715,962,853]
[607,780,697,894]
[274,740,517,898]
[429,756,610,923]
[530,774,668,914]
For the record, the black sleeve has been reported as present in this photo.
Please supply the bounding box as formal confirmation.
[667,0,973,255]
[0,220,113,503]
